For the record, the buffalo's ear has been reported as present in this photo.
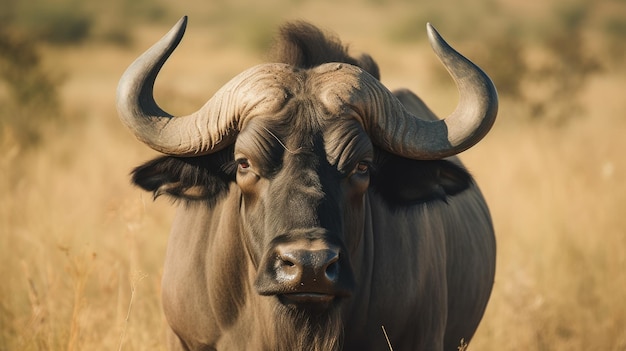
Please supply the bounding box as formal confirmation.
[131,152,234,205]
[371,152,473,207]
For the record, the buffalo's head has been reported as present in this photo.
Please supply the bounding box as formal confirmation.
[118,17,497,314]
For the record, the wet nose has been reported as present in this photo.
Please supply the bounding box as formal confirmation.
[275,247,340,287]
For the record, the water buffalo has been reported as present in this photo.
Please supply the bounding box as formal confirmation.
[117,16,497,351]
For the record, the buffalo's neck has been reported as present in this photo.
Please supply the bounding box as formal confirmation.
[162,189,407,350]
[338,192,374,328]
[161,189,247,347]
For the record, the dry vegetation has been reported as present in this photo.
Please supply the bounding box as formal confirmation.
[1,0,625,350]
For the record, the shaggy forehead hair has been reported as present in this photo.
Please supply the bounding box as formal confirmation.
[270,21,380,80]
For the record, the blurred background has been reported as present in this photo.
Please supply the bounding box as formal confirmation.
[1,0,625,349]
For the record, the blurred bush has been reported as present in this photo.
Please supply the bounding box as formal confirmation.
[0,29,63,148]
[2,0,93,45]
[0,0,173,150]
[0,0,173,48]
[463,2,606,126]
[527,4,601,124]
[602,16,626,68]
[21,3,93,44]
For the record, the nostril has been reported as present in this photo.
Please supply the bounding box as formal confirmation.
[276,252,303,278]
[277,252,299,268]
[325,260,339,282]
[274,253,302,284]
[281,257,296,267]
[324,254,340,282]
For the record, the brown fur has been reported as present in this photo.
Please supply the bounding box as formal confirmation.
[130,21,495,351]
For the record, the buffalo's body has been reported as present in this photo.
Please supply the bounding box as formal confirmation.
[118,17,497,351]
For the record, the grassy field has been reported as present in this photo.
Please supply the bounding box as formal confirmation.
[1,0,626,350]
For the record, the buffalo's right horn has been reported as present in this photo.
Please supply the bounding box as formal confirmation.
[116,16,293,156]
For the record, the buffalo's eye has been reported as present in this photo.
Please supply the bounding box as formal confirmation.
[237,159,251,170]
[355,161,370,174]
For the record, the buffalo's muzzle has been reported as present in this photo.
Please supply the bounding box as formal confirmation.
[275,247,340,288]
[255,241,354,305]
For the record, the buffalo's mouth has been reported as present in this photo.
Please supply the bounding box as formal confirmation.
[280,292,335,303]
[278,293,337,311]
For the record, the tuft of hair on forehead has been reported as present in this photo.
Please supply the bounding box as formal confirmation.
[269,21,380,80]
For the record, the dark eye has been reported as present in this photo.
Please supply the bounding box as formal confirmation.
[355,161,370,174]
[238,159,251,170]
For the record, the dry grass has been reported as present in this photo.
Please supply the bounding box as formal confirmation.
[465,114,626,350]
[2,1,626,350]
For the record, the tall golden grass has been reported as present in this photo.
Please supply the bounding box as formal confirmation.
[1,1,625,349]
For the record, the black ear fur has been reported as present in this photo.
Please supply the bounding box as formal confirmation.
[131,151,234,205]
[371,151,473,207]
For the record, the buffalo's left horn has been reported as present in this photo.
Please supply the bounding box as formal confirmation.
[358,24,498,159]
[117,16,287,155]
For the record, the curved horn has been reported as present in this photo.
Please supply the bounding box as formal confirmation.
[116,16,290,155]
[359,23,498,159]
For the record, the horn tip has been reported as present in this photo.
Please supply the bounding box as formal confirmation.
[426,23,443,47]
[174,15,188,35]
[155,15,188,51]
